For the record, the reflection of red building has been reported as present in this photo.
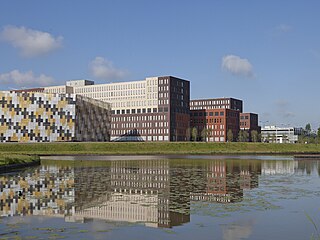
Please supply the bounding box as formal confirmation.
[190,160,261,203]
[206,161,226,195]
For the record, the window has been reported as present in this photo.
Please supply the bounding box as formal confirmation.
[132,109,136,114]
[220,112,224,116]
[209,112,213,116]
[215,112,219,116]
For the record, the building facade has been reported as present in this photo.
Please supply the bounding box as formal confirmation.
[240,112,261,141]
[261,125,303,143]
[42,76,190,141]
[190,108,240,142]
[190,98,243,112]
[0,91,111,142]
[190,98,242,142]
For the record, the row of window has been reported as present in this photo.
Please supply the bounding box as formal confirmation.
[111,134,169,142]
[111,168,169,174]
[111,108,169,115]
[190,99,230,106]
[158,85,169,92]
[112,114,168,122]
[192,118,224,124]
[75,81,146,93]
[192,111,225,117]
[112,128,169,136]
[158,79,169,85]
[110,100,159,108]
[112,121,169,129]
[190,105,230,110]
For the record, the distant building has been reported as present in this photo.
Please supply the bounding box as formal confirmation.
[0,91,111,142]
[190,98,243,142]
[190,108,240,142]
[240,113,261,141]
[190,98,243,112]
[261,126,303,143]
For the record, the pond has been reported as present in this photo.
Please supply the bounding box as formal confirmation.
[0,156,320,240]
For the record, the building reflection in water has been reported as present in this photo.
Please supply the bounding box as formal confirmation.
[0,166,74,217]
[0,158,318,228]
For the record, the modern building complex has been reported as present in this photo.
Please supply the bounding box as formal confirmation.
[42,76,190,141]
[261,126,303,143]
[2,75,263,142]
[0,91,111,142]
[190,98,260,142]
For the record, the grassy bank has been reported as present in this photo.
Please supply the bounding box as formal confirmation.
[0,142,320,155]
[0,153,40,166]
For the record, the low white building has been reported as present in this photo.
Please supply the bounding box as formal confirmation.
[261,126,303,143]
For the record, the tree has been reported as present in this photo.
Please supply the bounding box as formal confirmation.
[185,128,191,141]
[191,127,198,142]
[281,134,287,143]
[251,130,259,142]
[317,127,320,144]
[201,128,208,142]
[266,133,271,143]
[305,123,312,134]
[227,129,234,142]
[237,130,249,142]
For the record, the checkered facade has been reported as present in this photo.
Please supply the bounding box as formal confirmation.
[0,92,111,142]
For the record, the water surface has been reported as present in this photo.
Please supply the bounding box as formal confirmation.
[1,156,320,239]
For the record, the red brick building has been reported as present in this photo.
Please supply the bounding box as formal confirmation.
[240,113,261,141]
[190,108,239,142]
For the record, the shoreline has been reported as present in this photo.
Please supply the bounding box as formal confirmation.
[0,160,41,173]
[1,142,320,156]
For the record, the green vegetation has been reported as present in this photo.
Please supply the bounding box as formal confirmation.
[0,142,320,155]
[0,154,40,166]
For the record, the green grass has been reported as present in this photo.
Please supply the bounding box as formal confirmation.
[0,153,40,166]
[0,142,320,156]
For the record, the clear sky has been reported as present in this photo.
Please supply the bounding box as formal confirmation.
[1,1,320,129]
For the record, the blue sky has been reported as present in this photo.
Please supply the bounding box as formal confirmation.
[1,1,320,129]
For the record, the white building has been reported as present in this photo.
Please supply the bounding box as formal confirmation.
[261,126,303,143]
